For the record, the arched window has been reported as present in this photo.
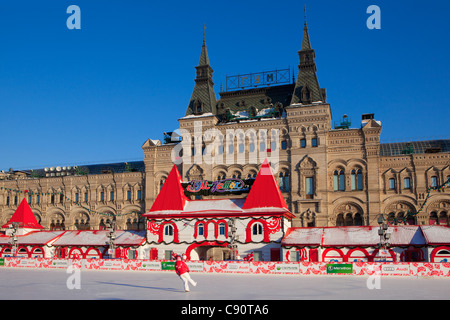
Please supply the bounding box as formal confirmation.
[247,171,257,179]
[278,171,290,192]
[429,211,438,225]
[219,223,226,236]
[334,170,345,191]
[336,213,344,226]
[197,223,204,236]
[344,213,353,226]
[159,178,166,192]
[259,131,266,152]
[439,212,449,226]
[164,225,174,236]
[249,142,255,153]
[351,169,363,191]
[252,223,263,235]
[354,213,363,226]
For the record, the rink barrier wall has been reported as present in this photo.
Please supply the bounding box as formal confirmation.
[1,258,450,277]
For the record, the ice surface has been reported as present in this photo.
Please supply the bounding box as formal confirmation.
[1,268,449,300]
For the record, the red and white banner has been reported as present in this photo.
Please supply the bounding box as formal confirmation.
[1,258,450,277]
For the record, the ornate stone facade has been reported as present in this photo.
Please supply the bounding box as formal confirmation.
[1,21,449,231]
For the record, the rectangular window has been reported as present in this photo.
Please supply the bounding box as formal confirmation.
[431,176,438,188]
[312,138,318,147]
[351,173,356,191]
[306,177,314,195]
[127,190,131,200]
[100,192,105,201]
[404,177,411,189]
[300,139,306,148]
[339,174,345,191]
[389,178,395,190]
[219,224,225,235]
[281,140,287,150]
[333,175,339,191]
[357,172,363,190]
[137,190,142,200]
[198,224,204,236]
[84,192,88,202]
[271,140,277,151]
[110,191,114,201]
[283,176,290,192]
[75,193,79,203]
[291,250,300,262]
[37,195,40,204]
[164,250,173,260]
[260,142,266,152]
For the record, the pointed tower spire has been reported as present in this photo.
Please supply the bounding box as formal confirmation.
[301,6,312,51]
[290,12,326,105]
[185,27,218,116]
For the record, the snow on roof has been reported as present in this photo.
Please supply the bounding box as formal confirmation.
[281,227,323,246]
[184,198,245,213]
[420,225,450,245]
[179,112,214,119]
[322,226,426,247]
[282,226,428,247]
[51,230,146,247]
[0,231,65,245]
[146,198,290,217]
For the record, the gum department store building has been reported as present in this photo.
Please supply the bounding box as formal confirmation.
[1,20,449,232]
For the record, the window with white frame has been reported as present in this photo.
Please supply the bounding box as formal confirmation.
[252,222,263,235]
[219,223,226,236]
[164,224,173,236]
[197,223,204,236]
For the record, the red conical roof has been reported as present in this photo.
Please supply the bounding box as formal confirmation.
[242,159,288,210]
[2,198,44,229]
[149,165,188,212]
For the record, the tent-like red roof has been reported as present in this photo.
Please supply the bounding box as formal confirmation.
[149,165,188,212]
[2,198,44,229]
[242,159,288,210]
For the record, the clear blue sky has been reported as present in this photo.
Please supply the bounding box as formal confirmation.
[0,0,449,170]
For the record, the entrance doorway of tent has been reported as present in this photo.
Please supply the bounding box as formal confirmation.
[187,242,230,261]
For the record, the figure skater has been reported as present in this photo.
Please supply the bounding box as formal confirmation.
[175,255,197,292]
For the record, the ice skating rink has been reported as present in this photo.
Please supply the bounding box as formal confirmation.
[1,268,450,300]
